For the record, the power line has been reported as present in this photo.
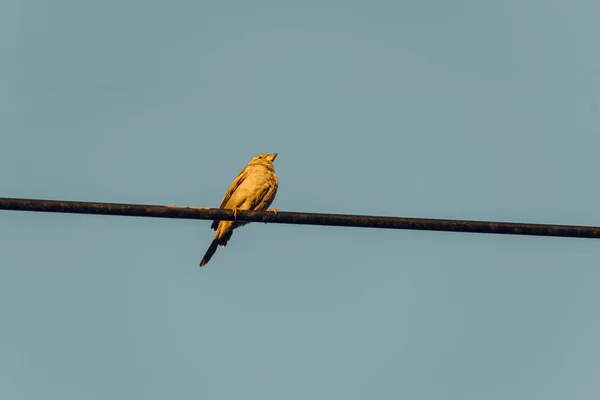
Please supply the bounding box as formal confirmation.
[1,197,599,240]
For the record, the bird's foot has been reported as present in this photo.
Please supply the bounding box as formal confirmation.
[232,207,241,220]
[268,208,279,215]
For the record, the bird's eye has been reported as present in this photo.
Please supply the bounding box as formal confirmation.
[258,155,263,159]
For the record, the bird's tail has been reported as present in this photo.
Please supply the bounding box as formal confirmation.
[200,239,219,267]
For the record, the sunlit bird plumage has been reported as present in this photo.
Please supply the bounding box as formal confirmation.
[200,153,279,266]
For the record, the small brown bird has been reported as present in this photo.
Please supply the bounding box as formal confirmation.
[200,153,279,266]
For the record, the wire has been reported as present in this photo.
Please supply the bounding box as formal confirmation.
[1,197,598,240]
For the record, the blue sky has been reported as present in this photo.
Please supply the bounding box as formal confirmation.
[1,0,599,399]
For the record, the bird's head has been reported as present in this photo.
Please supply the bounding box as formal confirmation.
[249,153,278,164]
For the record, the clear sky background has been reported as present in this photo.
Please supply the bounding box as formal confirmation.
[1,0,599,399]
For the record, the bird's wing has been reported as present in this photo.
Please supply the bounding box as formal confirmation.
[218,167,251,209]
[210,167,251,230]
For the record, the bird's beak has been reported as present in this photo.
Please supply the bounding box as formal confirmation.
[267,153,278,161]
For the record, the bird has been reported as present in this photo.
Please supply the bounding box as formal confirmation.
[200,153,279,266]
